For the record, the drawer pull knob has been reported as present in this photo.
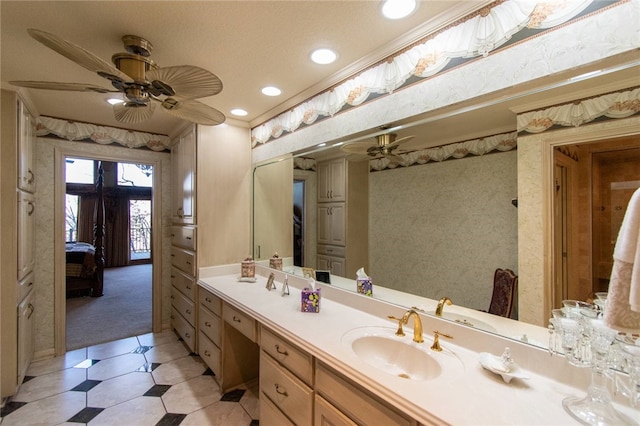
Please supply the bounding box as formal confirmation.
[170,315,175,320]
[274,384,288,396]
[170,295,175,299]
[186,309,191,315]
[186,236,192,240]
[232,316,241,323]
[205,321,211,327]
[185,332,191,338]
[204,350,211,357]
[275,344,288,356]
[186,285,191,290]
[205,297,212,302]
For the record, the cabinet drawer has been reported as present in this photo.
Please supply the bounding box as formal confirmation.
[198,331,221,375]
[261,327,313,386]
[317,244,345,257]
[171,307,195,351]
[171,225,196,250]
[171,246,196,276]
[171,267,195,300]
[260,390,295,426]
[171,287,195,326]
[315,394,357,426]
[260,352,313,426]
[199,306,221,346]
[316,362,414,426]
[223,304,256,342]
[199,287,222,316]
[17,271,35,304]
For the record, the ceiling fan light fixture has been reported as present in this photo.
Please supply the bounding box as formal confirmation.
[380,0,417,20]
[106,97,124,105]
[310,48,337,65]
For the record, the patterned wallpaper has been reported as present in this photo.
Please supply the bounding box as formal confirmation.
[368,150,518,313]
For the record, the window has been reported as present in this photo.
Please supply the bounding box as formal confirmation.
[65,194,79,242]
[118,163,152,187]
[65,158,94,184]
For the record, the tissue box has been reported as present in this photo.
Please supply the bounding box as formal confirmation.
[241,257,255,278]
[269,253,282,270]
[301,288,321,313]
[357,278,373,296]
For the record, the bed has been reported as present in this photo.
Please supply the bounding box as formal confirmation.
[65,163,105,297]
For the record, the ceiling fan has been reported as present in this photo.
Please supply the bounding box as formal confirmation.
[341,133,415,164]
[10,29,225,126]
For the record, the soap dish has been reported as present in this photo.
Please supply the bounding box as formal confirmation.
[237,276,257,283]
[479,352,530,383]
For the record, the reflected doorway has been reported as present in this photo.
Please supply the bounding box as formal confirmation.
[294,180,305,266]
[552,136,640,308]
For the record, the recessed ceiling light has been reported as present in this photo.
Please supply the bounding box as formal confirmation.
[106,97,124,105]
[230,108,248,116]
[380,0,417,19]
[311,48,337,65]
[261,86,282,96]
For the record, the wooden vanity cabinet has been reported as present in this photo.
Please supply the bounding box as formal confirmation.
[170,225,197,352]
[259,327,314,425]
[315,362,418,426]
[198,287,222,381]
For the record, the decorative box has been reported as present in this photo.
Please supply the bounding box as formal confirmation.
[301,288,321,313]
[269,252,282,270]
[357,277,373,297]
[241,257,255,278]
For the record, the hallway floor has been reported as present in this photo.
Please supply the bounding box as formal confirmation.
[0,331,259,425]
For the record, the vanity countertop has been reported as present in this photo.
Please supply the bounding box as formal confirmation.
[199,266,638,425]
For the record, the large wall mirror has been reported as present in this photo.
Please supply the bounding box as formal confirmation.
[251,53,640,351]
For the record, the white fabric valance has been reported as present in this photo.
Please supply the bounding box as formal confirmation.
[517,87,640,133]
[252,0,597,146]
[370,131,517,171]
[36,116,171,151]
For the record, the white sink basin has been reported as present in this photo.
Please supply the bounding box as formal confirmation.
[430,312,497,333]
[341,326,463,381]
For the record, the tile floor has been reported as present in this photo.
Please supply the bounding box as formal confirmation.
[0,331,259,425]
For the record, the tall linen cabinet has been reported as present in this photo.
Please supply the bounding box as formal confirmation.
[169,123,251,355]
[1,90,37,398]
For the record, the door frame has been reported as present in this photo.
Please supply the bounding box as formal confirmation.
[54,146,163,356]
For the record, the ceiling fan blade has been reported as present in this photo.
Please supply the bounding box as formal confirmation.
[158,98,226,125]
[27,28,133,84]
[340,142,376,156]
[113,102,156,124]
[147,65,223,99]
[9,81,116,93]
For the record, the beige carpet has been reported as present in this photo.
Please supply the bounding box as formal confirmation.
[66,264,152,351]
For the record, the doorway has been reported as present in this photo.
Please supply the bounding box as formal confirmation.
[64,157,154,350]
[54,146,163,356]
[552,137,640,307]
[293,180,305,266]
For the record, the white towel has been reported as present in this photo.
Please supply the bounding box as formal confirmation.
[604,188,640,330]
[615,188,640,312]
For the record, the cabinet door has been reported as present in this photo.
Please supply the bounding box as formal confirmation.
[17,101,35,193]
[318,159,346,202]
[328,159,346,202]
[171,126,196,224]
[316,254,344,277]
[17,290,35,386]
[17,191,35,280]
[318,203,345,246]
[317,162,332,203]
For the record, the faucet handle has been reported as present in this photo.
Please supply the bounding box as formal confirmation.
[430,330,453,351]
[387,315,406,337]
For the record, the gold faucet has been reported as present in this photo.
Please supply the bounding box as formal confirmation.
[430,330,453,351]
[388,309,424,343]
[435,297,452,317]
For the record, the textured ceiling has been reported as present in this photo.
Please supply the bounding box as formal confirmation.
[1,1,482,138]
